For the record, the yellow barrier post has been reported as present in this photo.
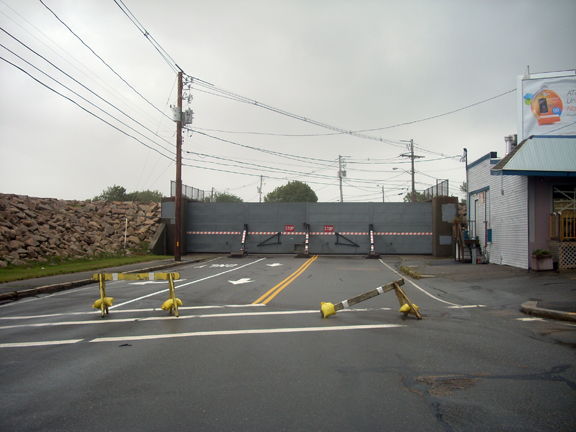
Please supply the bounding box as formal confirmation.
[393,282,421,319]
[92,273,114,318]
[161,273,182,317]
[91,272,181,317]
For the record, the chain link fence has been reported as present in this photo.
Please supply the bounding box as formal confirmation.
[170,181,206,201]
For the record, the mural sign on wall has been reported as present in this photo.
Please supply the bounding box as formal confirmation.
[518,70,576,141]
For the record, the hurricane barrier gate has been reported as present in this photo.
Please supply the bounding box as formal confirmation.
[160,199,459,256]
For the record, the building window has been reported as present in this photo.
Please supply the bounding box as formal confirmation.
[553,185,576,212]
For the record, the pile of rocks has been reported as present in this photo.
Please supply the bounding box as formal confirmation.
[0,194,161,267]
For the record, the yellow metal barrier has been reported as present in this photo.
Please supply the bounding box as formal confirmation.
[92,272,181,318]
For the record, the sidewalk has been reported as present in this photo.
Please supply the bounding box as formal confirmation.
[0,254,215,303]
[393,255,576,323]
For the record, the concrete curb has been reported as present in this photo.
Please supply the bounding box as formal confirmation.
[0,257,208,303]
[520,301,576,323]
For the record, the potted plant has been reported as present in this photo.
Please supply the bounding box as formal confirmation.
[530,249,553,271]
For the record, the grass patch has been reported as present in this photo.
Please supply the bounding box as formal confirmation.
[0,254,172,283]
[399,265,422,280]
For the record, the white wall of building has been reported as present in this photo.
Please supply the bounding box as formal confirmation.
[468,154,529,269]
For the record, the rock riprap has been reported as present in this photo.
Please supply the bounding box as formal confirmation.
[0,194,161,266]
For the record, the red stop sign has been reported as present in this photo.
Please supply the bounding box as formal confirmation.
[284,225,295,232]
[324,225,334,232]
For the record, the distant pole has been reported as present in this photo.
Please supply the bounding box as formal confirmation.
[382,185,385,202]
[409,139,415,202]
[174,71,183,261]
[339,155,343,202]
[259,175,263,203]
[400,139,423,203]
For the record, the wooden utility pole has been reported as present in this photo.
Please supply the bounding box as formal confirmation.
[174,71,183,261]
[259,175,263,203]
[400,139,423,202]
[409,139,415,202]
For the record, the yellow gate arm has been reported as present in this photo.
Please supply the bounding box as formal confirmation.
[91,272,180,281]
[320,278,421,320]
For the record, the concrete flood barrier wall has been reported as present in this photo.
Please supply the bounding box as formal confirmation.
[162,200,459,256]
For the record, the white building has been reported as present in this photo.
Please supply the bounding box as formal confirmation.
[467,135,576,269]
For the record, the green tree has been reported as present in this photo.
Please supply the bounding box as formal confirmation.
[264,181,318,203]
[126,190,164,202]
[93,185,127,201]
[92,185,164,202]
[403,191,428,202]
[459,182,467,206]
[208,191,243,203]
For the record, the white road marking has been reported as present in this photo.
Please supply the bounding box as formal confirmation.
[0,309,322,330]
[228,278,254,285]
[379,260,463,307]
[517,317,545,321]
[447,305,486,309]
[0,304,266,321]
[90,324,405,343]
[110,257,266,309]
[267,263,283,267]
[0,306,394,330]
[0,339,83,348]
[0,324,405,348]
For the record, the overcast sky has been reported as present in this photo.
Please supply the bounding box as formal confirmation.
[1,0,575,203]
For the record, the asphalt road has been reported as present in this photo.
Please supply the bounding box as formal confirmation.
[1,255,575,431]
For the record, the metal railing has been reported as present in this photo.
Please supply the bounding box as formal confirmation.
[170,181,206,201]
[422,179,449,200]
[550,211,576,241]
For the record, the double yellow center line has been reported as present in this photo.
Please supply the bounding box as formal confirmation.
[253,255,318,305]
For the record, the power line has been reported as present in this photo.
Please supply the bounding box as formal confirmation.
[38,0,172,121]
[0,28,175,152]
[190,85,516,146]
[189,79,406,148]
[187,128,337,165]
[0,42,174,154]
[355,89,517,133]
[1,56,174,162]
[113,0,182,73]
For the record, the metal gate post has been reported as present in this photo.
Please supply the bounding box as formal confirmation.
[296,223,310,258]
[230,224,249,258]
[367,224,380,258]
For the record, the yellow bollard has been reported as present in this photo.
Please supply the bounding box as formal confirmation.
[399,303,419,316]
[161,273,182,317]
[93,273,114,318]
[394,283,422,319]
[321,302,337,318]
